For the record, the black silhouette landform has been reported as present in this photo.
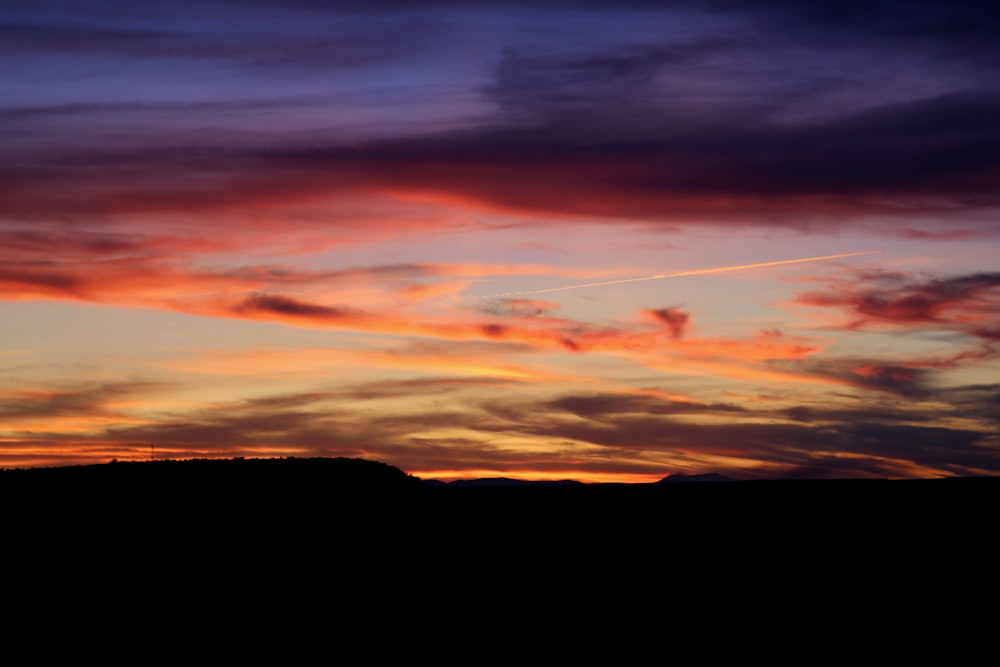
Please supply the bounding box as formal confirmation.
[4,456,994,594]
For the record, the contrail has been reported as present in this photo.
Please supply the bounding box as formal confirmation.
[503,250,882,296]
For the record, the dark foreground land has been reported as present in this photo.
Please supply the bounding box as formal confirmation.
[3,457,996,600]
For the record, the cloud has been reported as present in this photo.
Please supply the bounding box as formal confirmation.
[795,359,933,397]
[476,385,1000,479]
[233,293,366,320]
[475,297,559,318]
[0,266,86,299]
[0,12,441,68]
[5,239,930,402]
[3,0,999,480]
[4,369,998,480]
[8,89,991,229]
[509,241,565,252]
[0,381,164,421]
[550,392,746,421]
[0,236,633,346]
[795,270,1000,342]
[165,339,577,384]
[940,384,1000,425]
[4,0,999,231]
[897,227,981,241]
[1,239,648,351]
[489,44,693,122]
[644,308,690,340]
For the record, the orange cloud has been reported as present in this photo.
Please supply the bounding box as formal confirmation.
[794,270,1000,341]
[164,341,581,385]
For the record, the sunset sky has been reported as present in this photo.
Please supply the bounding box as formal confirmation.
[3,0,999,481]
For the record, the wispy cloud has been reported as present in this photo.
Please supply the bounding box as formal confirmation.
[795,270,1000,341]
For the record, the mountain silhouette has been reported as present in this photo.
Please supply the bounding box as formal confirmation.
[657,472,736,483]
[438,477,584,487]
[3,455,997,599]
[1,455,422,492]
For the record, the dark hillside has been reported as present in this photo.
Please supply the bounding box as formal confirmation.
[1,455,421,491]
[3,458,996,597]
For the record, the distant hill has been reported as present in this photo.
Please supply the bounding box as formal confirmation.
[4,456,998,593]
[432,477,585,487]
[657,472,736,483]
[0,455,424,496]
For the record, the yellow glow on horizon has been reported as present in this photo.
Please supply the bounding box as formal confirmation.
[411,468,668,484]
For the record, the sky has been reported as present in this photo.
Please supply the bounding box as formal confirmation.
[2,0,999,481]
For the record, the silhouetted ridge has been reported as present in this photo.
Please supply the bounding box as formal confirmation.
[0,456,423,497]
[657,473,735,483]
[442,477,584,487]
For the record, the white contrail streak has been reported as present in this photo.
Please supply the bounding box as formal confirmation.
[503,250,882,296]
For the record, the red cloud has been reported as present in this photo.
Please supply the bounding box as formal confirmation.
[477,298,559,318]
[233,293,365,320]
[796,270,1000,341]
[644,307,690,340]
